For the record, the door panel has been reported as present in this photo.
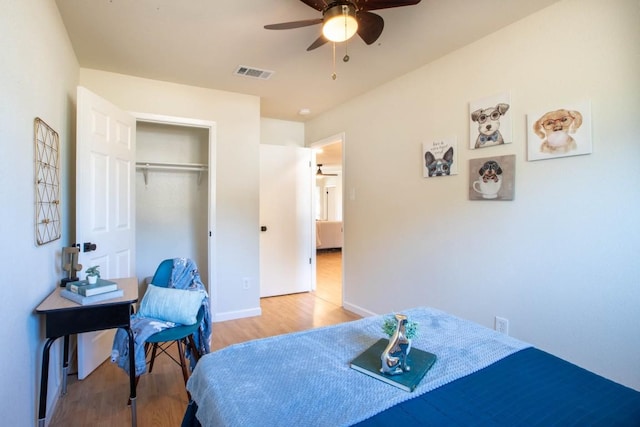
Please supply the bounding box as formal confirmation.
[76,86,136,379]
[260,145,313,297]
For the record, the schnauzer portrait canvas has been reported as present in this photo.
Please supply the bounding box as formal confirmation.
[422,137,457,178]
[469,92,512,150]
[469,155,516,201]
[527,101,592,161]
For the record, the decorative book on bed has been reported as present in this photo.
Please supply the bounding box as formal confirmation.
[350,338,437,392]
[183,307,640,427]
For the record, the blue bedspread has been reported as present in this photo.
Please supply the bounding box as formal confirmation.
[354,347,640,426]
[184,307,640,426]
[186,307,529,426]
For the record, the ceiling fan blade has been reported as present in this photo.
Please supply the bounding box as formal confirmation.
[264,18,323,30]
[316,164,337,176]
[356,11,384,45]
[299,0,327,12]
[354,0,421,11]
[307,35,329,51]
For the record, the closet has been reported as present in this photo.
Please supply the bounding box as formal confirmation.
[135,121,211,288]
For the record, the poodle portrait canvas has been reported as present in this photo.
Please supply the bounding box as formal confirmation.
[527,101,592,161]
[469,92,512,150]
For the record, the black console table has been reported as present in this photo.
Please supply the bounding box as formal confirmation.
[36,277,138,427]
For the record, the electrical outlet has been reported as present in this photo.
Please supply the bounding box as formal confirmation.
[242,277,250,290]
[495,316,509,335]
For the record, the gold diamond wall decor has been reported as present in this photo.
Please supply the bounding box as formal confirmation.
[34,117,61,245]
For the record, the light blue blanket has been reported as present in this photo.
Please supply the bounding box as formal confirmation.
[186,307,530,427]
[111,258,211,376]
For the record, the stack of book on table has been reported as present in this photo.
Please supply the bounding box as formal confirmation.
[60,279,123,305]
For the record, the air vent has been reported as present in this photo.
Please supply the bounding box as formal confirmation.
[234,65,274,80]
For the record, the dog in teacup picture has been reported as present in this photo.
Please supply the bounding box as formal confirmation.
[473,160,502,199]
[469,155,516,201]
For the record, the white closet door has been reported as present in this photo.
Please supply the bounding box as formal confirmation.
[76,86,136,379]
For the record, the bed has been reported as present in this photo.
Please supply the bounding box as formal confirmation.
[316,220,343,249]
[182,307,640,426]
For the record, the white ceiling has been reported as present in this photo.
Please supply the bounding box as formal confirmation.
[55,0,559,123]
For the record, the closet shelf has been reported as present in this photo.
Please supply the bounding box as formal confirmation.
[136,161,208,185]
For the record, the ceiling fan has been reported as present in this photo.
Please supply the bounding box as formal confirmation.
[264,0,422,51]
[316,164,338,177]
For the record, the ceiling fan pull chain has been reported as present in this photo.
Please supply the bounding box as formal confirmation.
[331,42,337,80]
[343,39,350,63]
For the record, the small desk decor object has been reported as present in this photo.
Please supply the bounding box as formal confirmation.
[85,265,100,284]
[36,277,139,427]
[61,246,82,287]
[66,278,118,296]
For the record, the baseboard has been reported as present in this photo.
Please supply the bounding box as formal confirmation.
[213,306,262,322]
[342,301,377,318]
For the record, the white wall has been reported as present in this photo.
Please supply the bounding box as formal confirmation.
[79,69,262,321]
[261,117,304,147]
[0,1,79,424]
[306,0,640,390]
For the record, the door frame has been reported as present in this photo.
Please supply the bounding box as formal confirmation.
[310,132,345,302]
[131,112,217,315]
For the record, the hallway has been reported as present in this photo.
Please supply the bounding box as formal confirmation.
[315,249,342,306]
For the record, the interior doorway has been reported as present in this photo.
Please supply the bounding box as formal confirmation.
[311,133,344,306]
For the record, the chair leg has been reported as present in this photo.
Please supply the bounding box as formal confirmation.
[187,335,201,363]
[148,343,159,373]
[176,339,190,386]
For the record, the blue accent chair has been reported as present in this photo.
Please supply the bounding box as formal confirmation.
[141,259,205,391]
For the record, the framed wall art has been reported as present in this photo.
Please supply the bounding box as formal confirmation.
[469,92,512,150]
[526,101,592,161]
[34,117,61,245]
[422,136,457,178]
[469,154,516,201]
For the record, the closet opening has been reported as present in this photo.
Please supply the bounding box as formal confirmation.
[133,116,216,300]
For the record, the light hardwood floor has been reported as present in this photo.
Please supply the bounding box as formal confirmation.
[49,250,352,427]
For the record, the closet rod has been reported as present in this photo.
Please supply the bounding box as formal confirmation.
[136,162,208,186]
[135,161,207,171]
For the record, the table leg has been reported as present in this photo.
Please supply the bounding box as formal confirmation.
[126,327,137,427]
[62,335,69,395]
[38,337,57,427]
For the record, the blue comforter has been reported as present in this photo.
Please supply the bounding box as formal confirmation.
[183,307,640,426]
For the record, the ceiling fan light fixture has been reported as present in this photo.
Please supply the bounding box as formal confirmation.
[322,4,358,43]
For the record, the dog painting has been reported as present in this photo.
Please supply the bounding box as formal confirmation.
[422,137,457,178]
[471,103,509,148]
[469,155,515,201]
[527,102,592,161]
[469,92,512,150]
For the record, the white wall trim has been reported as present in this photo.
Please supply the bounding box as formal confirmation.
[343,301,376,318]
[213,307,262,322]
